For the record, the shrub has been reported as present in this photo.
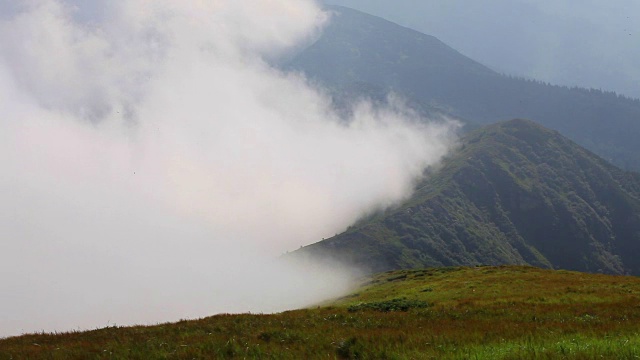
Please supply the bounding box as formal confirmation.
[347,298,429,312]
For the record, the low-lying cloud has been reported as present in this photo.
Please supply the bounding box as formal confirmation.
[0,0,457,337]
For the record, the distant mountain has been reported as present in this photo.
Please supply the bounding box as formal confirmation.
[287,6,640,170]
[324,0,640,100]
[295,119,640,275]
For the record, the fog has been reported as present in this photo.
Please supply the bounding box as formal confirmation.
[325,0,640,99]
[0,0,457,337]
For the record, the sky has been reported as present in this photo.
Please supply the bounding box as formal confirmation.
[326,0,640,99]
[0,0,457,337]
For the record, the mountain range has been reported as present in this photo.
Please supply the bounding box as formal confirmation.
[286,6,640,170]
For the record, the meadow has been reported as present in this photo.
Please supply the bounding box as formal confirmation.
[2,266,640,359]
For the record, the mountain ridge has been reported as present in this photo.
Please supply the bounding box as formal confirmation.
[295,119,640,275]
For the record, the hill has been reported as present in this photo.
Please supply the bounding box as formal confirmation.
[287,6,640,170]
[295,119,640,275]
[2,266,640,359]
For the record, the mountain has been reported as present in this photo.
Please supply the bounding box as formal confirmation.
[325,0,640,100]
[295,119,640,275]
[287,6,640,170]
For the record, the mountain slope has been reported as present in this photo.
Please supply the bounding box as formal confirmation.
[287,6,640,170]
[295,119,640,275]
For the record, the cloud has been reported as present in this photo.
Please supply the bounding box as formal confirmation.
[0,0,457,337]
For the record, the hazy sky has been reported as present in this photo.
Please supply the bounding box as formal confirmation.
[326,0,640,99]
[0,0,456,337]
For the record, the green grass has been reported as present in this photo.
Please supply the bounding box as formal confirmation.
[2,266,640,359]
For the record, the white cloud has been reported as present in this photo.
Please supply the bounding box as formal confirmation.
[0,0,457,337]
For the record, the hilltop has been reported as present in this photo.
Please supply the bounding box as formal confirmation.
[296,119,640,275]
[2,266,640,359]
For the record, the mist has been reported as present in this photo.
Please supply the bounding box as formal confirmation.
[0,0,457,337]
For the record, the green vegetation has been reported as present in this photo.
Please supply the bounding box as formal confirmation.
[296,119,640,276]
[2,266,640,359]
[346,298,429,313]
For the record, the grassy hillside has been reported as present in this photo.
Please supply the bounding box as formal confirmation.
[287,6,640,170]
[295,119,640,275]
[1,266,640,359]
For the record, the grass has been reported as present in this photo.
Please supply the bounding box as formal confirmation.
[2,265,640,359]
